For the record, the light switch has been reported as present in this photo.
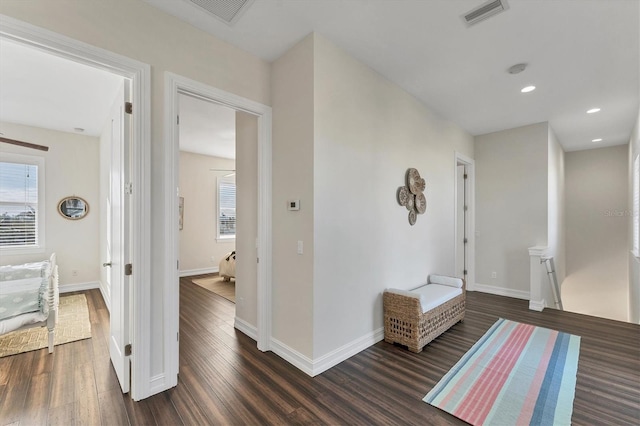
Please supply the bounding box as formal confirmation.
[297,240,303,255]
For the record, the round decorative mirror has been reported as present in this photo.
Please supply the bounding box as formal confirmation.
[58,196,89,220]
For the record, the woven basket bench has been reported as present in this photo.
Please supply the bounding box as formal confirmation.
[383,275,465,353]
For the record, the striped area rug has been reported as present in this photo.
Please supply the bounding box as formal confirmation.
[424,318,580,426]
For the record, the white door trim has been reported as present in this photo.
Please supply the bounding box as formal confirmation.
[0,15,152,401]
[164,73,273,382]
[455,152,476,291]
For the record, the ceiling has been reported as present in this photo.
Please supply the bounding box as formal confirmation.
[0,39,124,137]
[146,0,640,152]
[1,1,637,154]
[179,94,236,159]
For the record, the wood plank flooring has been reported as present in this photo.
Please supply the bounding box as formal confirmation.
[1,279,638,425]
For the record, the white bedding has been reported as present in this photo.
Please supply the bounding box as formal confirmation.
[0,310,47,335]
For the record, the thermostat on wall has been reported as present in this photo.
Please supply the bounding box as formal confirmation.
[288,200,300,211]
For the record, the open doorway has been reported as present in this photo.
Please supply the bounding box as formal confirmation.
[177,94,238,303]
[164,73,272,382]
[0,18,151,399]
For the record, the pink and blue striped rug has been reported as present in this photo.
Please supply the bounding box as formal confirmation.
[424,318,580,426]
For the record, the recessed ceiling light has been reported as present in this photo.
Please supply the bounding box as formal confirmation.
[592,138,603,142]
[587,108,601,114]
[74,127,85,133]
[521,85,536,93]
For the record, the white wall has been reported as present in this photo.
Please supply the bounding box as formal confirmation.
[271,34,315,358]
[234,111,258,327]
[0,0,271,380]
[563,145,629,321]
[0,122,100,289]
[312,35,474,359]
[475,123,549,297]
[178,152,235,274]
[547,127,566,305]
[630,112,640,323]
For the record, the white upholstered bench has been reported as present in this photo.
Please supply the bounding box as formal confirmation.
[383,274,465,353]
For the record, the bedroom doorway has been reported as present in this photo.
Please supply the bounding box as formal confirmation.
[164,73,272,384]
[0,17,151,399]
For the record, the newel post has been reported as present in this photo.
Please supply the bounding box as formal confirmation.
[528,246,549,311]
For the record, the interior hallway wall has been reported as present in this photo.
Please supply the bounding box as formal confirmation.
[563,145,629,322]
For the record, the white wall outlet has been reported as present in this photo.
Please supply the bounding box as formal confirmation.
[72,270,78,277]
[211,256,216,263]
[297,240,303,255]
[491,271,497,279]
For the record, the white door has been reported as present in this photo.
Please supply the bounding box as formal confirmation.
[107,81,131,393]
[455,164,467,280]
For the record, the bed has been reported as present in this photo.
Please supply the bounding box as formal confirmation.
[0,253,59,353]
[219,250,236,281]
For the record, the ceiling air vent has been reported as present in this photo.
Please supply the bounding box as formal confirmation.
[462,0,509,27]
[187,0,255,25]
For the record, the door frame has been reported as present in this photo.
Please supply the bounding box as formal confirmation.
[0,15,152,400]
[164,73,273,381]
[455,152,475,291]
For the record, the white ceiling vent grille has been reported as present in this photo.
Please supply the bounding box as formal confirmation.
[187,0,255,25]
[462,0,509,27]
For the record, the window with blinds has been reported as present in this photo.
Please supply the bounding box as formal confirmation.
[633,154,639,257]
[0,154,44,251]
[218,177,236,239]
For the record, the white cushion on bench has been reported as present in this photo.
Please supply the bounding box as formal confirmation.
[411,284,462,313]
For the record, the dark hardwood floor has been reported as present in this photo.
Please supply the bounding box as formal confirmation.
[1,279,638,425]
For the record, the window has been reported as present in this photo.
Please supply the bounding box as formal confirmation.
[0,153,45,253]
[217,176,236,240]
[633,154,639,257]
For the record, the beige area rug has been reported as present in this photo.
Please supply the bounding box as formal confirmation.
[0,294,92,358]
[191,276,236,303]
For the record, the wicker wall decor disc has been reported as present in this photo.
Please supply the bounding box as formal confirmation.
[397,168,427,225]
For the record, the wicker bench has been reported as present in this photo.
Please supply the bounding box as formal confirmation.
[383,275,465,353]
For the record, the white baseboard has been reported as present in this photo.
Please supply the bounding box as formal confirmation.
[269,337,314,376]
[59,281,100,293]
[269,327,385,377]
[179,267,218,278]
[473,283,530,300]
[234,317,257,341]
[529,299,546,311]
[311,327,385,376]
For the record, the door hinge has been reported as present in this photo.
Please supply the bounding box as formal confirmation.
[125,263,133,276]
[257,257,259,263]
[125,102,133,115]
[177,260,179,270]
[125,182,133,195]
[177,332,179,341]
[464,238,468,244]
[125,344,132,356]
[463,269,468,275]
[177,115,180,125]
[464,173,468,179]
[464,205,468,212]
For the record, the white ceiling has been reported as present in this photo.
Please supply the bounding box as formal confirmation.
[179,93,236,159]
[0,39,124,137]
[146,0,640,152]
[1,1,637,154]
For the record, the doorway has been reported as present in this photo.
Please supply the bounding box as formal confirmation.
[0,16,151,400]
[455,152,475,290]
[164,73,272,382]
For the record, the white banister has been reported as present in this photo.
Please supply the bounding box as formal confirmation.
[528,246,549,311]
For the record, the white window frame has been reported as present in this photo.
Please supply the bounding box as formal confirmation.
[633,154,639,258]
[217,175,236,241]
[0,152,46,255]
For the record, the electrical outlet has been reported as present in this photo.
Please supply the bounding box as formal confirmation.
[211,256,216,263]
[491,271,497,279]
[72,270,78,277]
